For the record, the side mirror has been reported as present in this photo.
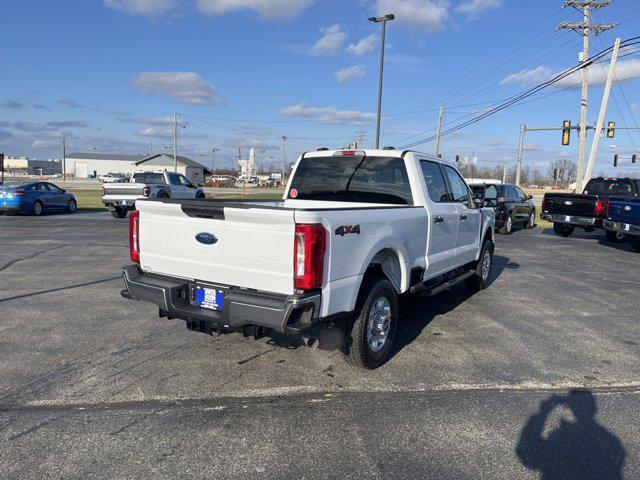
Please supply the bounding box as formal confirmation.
[473,197,483,208]
[60,189,66,193]
[527,194,533,200]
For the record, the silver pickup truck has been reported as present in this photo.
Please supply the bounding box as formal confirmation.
[102,171,205,218]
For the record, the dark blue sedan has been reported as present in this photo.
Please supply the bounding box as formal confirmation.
[0,181,77,216]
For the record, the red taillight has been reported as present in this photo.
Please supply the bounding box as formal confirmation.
[13,190,25,196]
[129,210,140,263]
[541,198,547,211]
[595,200,609,216]
[142,186,150,197]
[294,223,326,291]
[341,151,356,156]
[497,197,507,204]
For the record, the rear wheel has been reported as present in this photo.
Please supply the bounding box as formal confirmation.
[466,239,494,292]
[499,213,514,235]
[32,200,43,216]
[605,229,626,243]
[157,191,169,199]
[66,199,77,213]
[196,191,206,199]
[631,236,640,252]
[341,277,397,370]
[111,207,128,219]
[553,222,574,237]
[525,210,535,229]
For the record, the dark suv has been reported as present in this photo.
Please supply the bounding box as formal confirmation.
[471,183,536,235]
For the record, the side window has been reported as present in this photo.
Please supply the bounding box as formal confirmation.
[167,173,180,185]
[46,183,62,193]
[443,165,470,207]
[177,174,191,186]
[516,187,527,202]
[506,186,517,202]
[34,183,48,191]
[420,161,449,203]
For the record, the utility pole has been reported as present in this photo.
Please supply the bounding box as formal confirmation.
[515,124,526,185]
[281,135,287,186]
[435,106,445,157]
[558,0,615,191]
[173,112,178,173]
[211,148,219,174]
[369,14,395,149]
[62,136,67,182]
[583,37,621,189]
[502,162,507,184]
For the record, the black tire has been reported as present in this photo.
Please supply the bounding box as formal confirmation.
[157,191,169,199]
[553,222,574,237]
[111,207,128,219]
[32,200,43,216]
[341,276,398,370]
[631,236,640,252]
[66,199,77,213]
[466,239,494,292]
[196,191,206,199]
[605,229,626,243]
[498,212,514,235]
[524,210,535,229]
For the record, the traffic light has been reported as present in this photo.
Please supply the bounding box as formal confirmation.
[562,120,571,145]
[607,121,616,139]
[614,154,618,167]
[633,154,637,164]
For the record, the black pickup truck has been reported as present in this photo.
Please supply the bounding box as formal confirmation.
[541,177,640,240]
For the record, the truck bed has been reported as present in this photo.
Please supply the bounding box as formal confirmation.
[542,193,599,217]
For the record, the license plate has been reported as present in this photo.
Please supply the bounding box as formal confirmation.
[624,223,631,232]
[195,287,224,311]
[563,215,573,222]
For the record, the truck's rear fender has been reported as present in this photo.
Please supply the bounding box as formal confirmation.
[295,207,426,317]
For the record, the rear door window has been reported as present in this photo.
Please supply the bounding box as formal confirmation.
[484,185,499,207]
[420,160,448,203]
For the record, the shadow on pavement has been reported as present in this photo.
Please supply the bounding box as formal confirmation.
[516,390,625,480]
[0,276,121,303]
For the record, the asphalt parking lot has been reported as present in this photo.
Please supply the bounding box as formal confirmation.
[1,213,639,479]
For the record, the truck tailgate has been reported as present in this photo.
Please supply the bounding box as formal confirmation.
[103,183,145,196]
[610,199,640,225]
[544,193,597,216]
[136,200,296,295]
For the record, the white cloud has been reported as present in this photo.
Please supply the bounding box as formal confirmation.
[501,59,640,87]
[456,0,503,20]
[310,24,347,56]
[121,116,173,126]
[196,0,313,20]
[1,98,27,109]
[57,97,83,108]
[374,0,449,33]
[102,0,176,17]
[346,33,378,56]
[335,65,367,83]
[131,71,224,105]
[135,127,171,138]
[280,103,376,125]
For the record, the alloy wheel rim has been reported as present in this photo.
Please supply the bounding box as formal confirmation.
[367,297,391,353]
[34,203,41,215]
[481,249,491,282]
[529,213,535,226]
[506,216,512,232]
[70,201,76,212]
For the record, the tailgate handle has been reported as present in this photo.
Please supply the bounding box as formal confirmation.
[433,215,444,223]
[459,214,468,221]
[181,205,225,220]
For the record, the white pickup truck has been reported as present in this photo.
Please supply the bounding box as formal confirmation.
[121,149,495,369]
[102,171,205,218]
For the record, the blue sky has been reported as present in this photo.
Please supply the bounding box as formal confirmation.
[1,0,639,175]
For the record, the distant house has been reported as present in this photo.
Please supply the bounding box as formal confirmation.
[134,154,208,183]
[64,153,145,178]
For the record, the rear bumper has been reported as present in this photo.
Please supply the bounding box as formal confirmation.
[120,265,321,335]
[603,220,640,236]
[541,213,601,227]
[103,199,136,210]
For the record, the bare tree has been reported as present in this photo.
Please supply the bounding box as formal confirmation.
[547,159,577,187]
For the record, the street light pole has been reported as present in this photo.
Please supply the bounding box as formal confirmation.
[211,148,220,174]
[369,13,395,149]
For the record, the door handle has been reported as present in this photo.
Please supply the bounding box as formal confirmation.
[433,215,444,223]
[459,214,468,220]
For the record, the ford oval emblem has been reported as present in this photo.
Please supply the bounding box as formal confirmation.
[624,206,632,211]
[564,200,573,206]
[195,232,218,245]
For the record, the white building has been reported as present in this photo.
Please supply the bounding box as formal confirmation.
[3,155,62,176]
[64,152,208,182]
[238,148,257,177]
[64,153,145,178]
